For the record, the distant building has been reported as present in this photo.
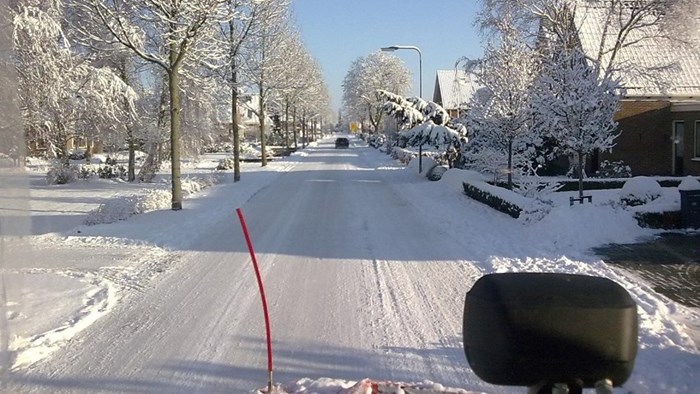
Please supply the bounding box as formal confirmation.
[432,69,481,118]
[217,93,273,142]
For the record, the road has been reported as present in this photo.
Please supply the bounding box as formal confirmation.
[9,141,488,393]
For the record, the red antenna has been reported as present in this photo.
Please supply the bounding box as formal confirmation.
[236,208,274,393]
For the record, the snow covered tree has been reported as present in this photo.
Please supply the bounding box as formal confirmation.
[73,0,232,209]
[464,18,538,189]
[269,30,326,150]
[484,0,700,84]
[0,0,23,166]
[242,0,291,166]
[342,52,411,133]
[377,90,424,129]
[400,121,466,155]
[378,91,467,166]
[12,2,136,163]
[531,47,621,201]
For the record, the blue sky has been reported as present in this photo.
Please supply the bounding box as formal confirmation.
[291,0,484,114]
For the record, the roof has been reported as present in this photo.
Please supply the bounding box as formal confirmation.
[433,69,482,109]
[574,5,700,97]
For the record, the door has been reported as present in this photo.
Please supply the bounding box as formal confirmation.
[673,121,684,176]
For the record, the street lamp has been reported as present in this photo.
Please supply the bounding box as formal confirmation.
[380,45,422,98]
[381,45,424,173]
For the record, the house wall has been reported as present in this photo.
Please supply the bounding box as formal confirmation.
[601,101,700,176]
[602,101,673,176]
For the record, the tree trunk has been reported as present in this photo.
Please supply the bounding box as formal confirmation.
[259,83,267,167]
[507,139,513,189]
[127,135,136,182]
[118,58,136,182]
[229,17,241,182]
[284,99,290,150]
[231,68,241,182]
[302,109,306,149]
[169,69,182,209]
[578,149,585,200]
[292,107,298,149]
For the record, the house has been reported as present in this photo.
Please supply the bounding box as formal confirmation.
[217,93,272,143]
[433,69,481,118]
[574,5,700,176]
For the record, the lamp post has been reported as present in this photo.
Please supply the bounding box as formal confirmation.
[381,45,424,173]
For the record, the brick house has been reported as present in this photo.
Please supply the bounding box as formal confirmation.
[605,100,700,176]
[575,5,700,176]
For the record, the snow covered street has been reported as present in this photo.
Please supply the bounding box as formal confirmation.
[2,138,699,393]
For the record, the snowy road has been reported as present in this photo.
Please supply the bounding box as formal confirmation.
[8,143,490,393]
[5,139,699,393]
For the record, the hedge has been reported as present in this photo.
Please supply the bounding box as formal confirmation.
[463,182,522,218]
[634,211,682,230]
[555,179,683,192]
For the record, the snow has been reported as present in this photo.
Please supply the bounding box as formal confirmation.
[678,175,700,191]
[1,137,698,393]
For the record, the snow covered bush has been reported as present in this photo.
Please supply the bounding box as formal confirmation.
[367,134,385,149]
[217,157,235,170]
[46,162,78,185]
[0,154,13,168]
[596,160,632,178]
[427,165,447,181]
[98,164,128,180]
[203,142,234,153]
[85,175,221,225]
[181,175,220,196]
[390,147,417,164]
[85,189,171,225]
[77,164,99,180]
[620,177,663,206]
[514,176,560,200]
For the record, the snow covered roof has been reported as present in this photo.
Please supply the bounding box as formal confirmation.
[433,70,481,110]
[575,5,700,98]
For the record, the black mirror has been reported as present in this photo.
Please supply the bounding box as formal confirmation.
[463,273,638,392]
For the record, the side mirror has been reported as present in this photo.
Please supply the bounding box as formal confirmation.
[463,273,638,392]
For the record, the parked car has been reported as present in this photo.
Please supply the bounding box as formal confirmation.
[335,137,350,149]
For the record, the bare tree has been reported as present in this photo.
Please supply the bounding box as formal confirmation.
[74,0,231,209]
[241,0,291,166]
[214,0,270,181]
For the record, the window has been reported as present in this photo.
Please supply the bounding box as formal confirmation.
[696,121,700,158]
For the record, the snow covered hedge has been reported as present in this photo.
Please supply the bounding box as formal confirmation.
[464,182,523,219]
[463,181,525,218]
[463,180,550,221]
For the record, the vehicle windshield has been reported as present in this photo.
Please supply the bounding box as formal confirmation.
[1,1,698,393]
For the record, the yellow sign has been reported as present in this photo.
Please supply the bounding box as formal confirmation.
[350,122,359,133]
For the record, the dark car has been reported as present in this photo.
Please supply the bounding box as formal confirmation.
[335,137,350,149]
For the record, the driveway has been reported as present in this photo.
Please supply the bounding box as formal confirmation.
[594,232,700,308]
